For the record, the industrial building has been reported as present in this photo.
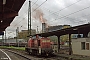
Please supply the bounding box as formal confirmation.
[46,25,71,32]
[72,32,90,56]
[18,29,36,39]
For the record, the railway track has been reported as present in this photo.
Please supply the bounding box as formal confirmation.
[1,47,89,60]
[5,49,31,60]
[4,49,68,60]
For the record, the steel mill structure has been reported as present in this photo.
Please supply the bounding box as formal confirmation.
[42,23,46,33]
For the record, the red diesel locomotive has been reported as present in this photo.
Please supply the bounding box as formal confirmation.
[25,35,53,56]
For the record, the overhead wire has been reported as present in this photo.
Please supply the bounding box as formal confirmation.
[11,0,47,28]
[44,0,82,18]
[6,0,41,35]
[31,0,89,26]
[50,13,90,25]
[8,0,47,31]
[73,14,90,23]
[32,0,88,25]
[47,0,90,23]
[12,0,81,28]
[9,0,31,29]
[8,0,89,30]
[37,0,83,23]
[50,14,90,23]
[39,7,87,22]
[53,5,90,21]
[48,12,90,25]
[32,0,47,12]
[32,0,38,6]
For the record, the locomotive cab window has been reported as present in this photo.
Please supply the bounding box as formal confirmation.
[32,36,37,39]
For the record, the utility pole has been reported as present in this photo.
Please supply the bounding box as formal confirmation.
[37,26,39,34]
[16,28,17,43]
[16,27,19,43]
[28,1,31,36]
[5,30,6,43]
[2,35,4,46]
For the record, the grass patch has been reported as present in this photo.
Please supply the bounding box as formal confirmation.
[0,46,25,51]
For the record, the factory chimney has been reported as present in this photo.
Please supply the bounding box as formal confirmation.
[42,23,46,33]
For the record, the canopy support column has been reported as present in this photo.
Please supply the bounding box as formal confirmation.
[57,35,60,52]
[69,34,72,55]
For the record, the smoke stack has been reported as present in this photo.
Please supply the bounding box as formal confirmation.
[42,23,46,33]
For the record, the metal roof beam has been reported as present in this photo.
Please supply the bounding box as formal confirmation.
[0,28,5,32]
[0,12,18,19]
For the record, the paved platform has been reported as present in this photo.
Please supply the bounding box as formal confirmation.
[55,53,90,60]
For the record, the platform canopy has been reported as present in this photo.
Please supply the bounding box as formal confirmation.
[34,23,90,37]
[0,32,4,35]
[0,0,26,33]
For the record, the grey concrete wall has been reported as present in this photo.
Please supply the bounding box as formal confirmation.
[72,38,90,56]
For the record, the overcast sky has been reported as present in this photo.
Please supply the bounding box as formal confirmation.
[4,0,90,38]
